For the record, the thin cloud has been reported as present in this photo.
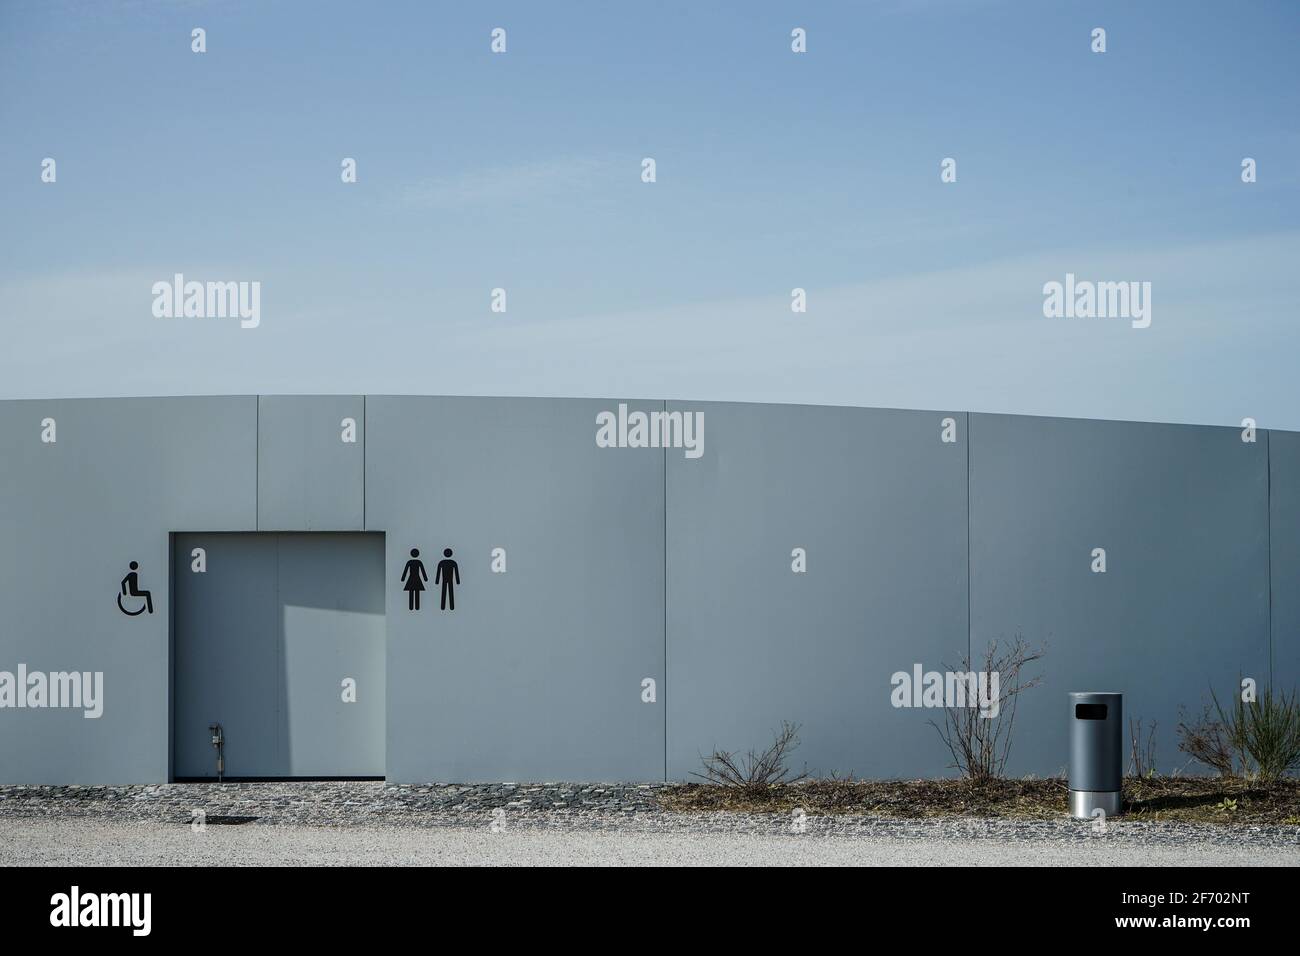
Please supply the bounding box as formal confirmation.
[400,156,615,209]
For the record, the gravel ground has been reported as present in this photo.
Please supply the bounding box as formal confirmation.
[0,781,664,827]
[4,817,1298,866]
[2,782,1297,866]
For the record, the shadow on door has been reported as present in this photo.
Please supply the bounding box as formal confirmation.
[171,532,385,780]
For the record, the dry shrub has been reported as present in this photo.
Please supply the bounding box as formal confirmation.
[694,721,807,794]
[1129,718,1158,778]
[929,636,1044,783]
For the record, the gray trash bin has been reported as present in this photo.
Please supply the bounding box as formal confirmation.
[1068,692,1122,819]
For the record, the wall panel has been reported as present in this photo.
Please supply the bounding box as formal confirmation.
[969,414,1270,777]
[1271,430,1300,692]
[0,397,256,783]
[365,396,665,782]
[257,395,365,531]
[665,402,969,780]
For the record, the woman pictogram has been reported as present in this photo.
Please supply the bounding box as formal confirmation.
[400,548,428,611]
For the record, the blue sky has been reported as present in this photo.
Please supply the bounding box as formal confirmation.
[2,0,1298,428]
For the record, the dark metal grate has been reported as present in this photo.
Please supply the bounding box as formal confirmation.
[189,814,259,826]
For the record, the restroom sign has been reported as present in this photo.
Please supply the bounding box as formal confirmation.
[401,547,460,611]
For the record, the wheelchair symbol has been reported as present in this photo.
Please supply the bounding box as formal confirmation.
[117,561,154,616]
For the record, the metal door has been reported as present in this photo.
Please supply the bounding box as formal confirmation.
[172,533,385,778]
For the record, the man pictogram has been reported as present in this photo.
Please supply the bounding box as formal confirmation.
[435,548,460,611]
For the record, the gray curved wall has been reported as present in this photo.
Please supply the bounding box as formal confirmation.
[0,395,1293,784]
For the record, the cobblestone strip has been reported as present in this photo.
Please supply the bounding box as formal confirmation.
[2,782,1298,848]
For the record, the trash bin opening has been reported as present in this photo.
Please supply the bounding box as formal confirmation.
[1075,703,1108,720]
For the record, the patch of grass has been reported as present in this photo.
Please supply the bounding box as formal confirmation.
[1179,684,1300,782]
[660,777,1067,819]
[658,776,1300,826]
[1122,776,1300,825]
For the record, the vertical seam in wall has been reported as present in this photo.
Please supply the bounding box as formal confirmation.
[1267,429,1274,687]
[255,396,260,531]
[167,532,175,782]
[660,400,670,780]
[275,534,283,770]
[362,395,367,531]
[966,413,972,666]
